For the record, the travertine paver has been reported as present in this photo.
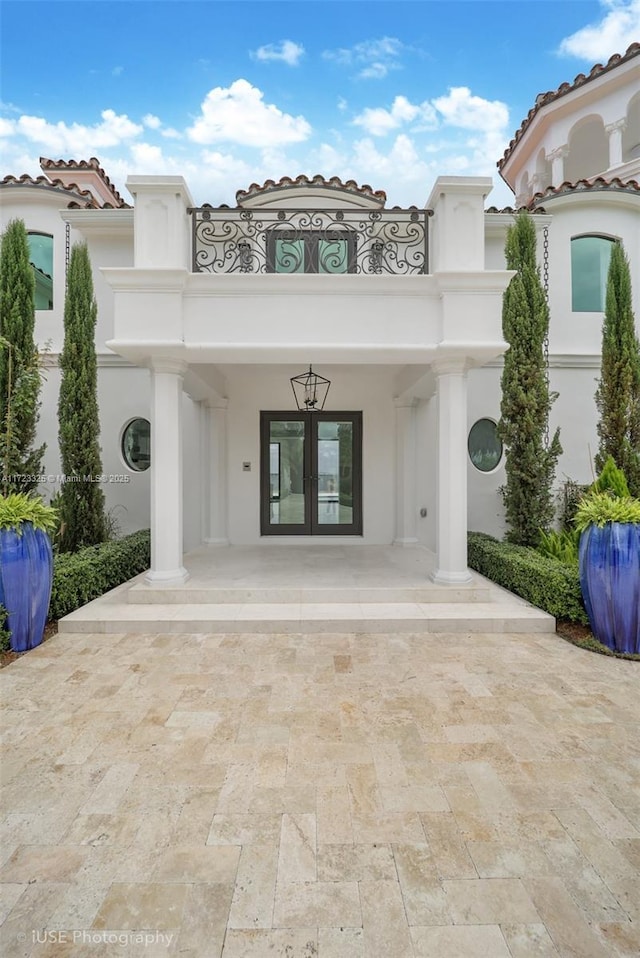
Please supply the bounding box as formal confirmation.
[0,629,639,957]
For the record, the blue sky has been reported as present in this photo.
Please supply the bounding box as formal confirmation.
[1,1,639,208]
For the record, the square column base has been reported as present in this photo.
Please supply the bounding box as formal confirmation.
[145,567,190,585]
[431,568,473,585]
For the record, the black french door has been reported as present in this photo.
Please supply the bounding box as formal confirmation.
[260,411,362,536]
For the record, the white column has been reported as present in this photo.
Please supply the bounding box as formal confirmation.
[432,362,472,584]
[605,120,626,170]
[204,400,229,545]
[393,398,418,545]
[199,401,211,545]
[146,359,189,584]
[546,146,569,186]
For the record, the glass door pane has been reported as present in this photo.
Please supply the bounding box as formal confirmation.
[267,420,306,526]
[261,411,361,536]
[316,421,351,526]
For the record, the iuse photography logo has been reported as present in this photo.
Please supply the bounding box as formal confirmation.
[24,930,175,947]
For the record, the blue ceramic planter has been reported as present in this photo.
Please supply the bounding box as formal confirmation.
[579,522,640,654]
[0,523,53,653]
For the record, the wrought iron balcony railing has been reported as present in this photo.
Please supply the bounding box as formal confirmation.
[189,207,432,275]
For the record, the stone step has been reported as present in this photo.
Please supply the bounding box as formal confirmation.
[59,596,555,635]
[127,583,493,605]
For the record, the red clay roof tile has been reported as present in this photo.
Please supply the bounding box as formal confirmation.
[235,173,386,205]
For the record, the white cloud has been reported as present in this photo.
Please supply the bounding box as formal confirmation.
[112,66,124,77]
[359,63,390,80]
[323,37,405,79]
[0,116,15,137]
[558,0,640,60]
[354,95,437,136]
[0,100,21,114]
[251,40,305,66]
[3,109,143,154]
[433,87,509,133]
[187,79,312,147]
[129,142,165,167]
[312,142,348,172]
[351,134,435,193]
[143,113,162,130]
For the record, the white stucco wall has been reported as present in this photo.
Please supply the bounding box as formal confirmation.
[414,398,437,550]
[1,191,81,353]
[466,366,506,539]
[221,365,397,544]
[549,363,600,488]
[34,363,152,535]
[545,196,640,355]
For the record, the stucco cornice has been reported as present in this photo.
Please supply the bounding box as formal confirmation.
[432,270,515,294]
[484,353,602,369]
[63,208,134,233]
[184,273,439,298]
[101,267,189,291]
[434,341,509,370]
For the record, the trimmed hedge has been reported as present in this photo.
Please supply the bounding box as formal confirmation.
[468,530,588,625]
[49,529,150,620]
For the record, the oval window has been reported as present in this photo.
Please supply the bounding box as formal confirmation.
[122,418,151,472]
[468,418,502,472]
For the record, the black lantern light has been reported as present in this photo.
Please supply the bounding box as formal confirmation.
[290,365,331,411]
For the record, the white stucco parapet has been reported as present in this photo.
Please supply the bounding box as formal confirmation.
[427,177,494,273]
[126,176,194,270]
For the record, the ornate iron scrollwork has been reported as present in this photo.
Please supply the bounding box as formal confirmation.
[190,207,431,274]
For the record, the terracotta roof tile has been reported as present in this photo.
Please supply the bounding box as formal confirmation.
[528,176,640,207]
[0,172,100,206]
[484,204,548,214]
[498,42,640,171]
[39,156,127,207]
[236,173,386,205]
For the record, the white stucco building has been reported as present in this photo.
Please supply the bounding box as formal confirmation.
[1,43,638,587]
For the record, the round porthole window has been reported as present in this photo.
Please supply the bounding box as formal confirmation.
[468,418,502,472]
[122,418,151,472]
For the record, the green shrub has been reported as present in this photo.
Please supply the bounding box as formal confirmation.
[591,455,630,498]
[574,492,640,531]
[0,604,10,653]
[537,527,580,565]
[0,492,58,533]
[558,479,589,531]
[49,529,150,620]
[468,530,588,624]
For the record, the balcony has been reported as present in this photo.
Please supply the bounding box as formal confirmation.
[189,206,432,275]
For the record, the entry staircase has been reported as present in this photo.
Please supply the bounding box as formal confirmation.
[58,545,554,635]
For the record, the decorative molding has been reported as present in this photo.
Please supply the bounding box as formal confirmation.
[484,353,601,369]
[546,145,570,161]
[150,358,188,377]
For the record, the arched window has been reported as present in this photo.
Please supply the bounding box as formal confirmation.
[571,235,615,312]
[468,418,502,472]
[27,232,53,310]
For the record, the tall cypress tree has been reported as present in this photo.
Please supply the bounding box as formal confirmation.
[58,242,106,551]
[498,213,562,546]
[0,219,45,494]
[594,241,640,497]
